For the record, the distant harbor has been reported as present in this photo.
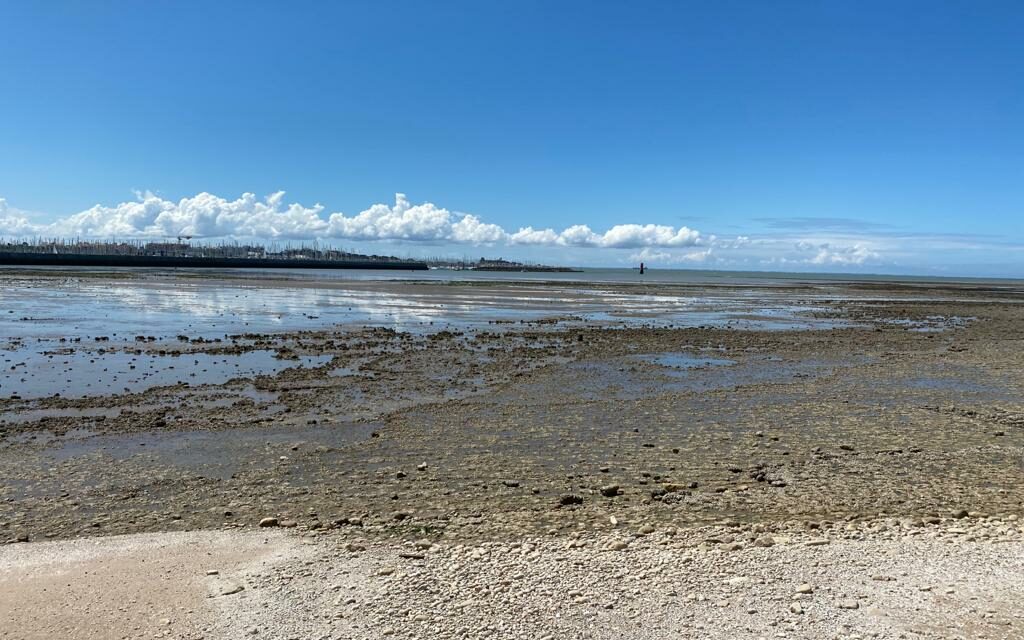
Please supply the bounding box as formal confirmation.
[0,241,588,273]
[0,240,428,270]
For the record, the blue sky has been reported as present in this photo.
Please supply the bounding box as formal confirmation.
[1,1,1021,276]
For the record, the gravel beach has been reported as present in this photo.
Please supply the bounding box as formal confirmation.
[3,518,1022,640]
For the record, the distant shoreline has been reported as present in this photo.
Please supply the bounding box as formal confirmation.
[468,265,582,273]
[0,251,428,271]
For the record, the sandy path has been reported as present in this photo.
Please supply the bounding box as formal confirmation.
[0,530,300,640]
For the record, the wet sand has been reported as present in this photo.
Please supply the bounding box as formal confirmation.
[0,530,298,640]
[1,270,1023,638]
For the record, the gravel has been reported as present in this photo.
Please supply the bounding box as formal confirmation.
[2,514,1022,639]
[204,516,1024,640]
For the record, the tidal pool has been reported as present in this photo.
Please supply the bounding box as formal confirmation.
[0,273,856,346]
[0,349,331,399]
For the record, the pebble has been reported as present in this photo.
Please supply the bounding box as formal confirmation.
[753,535,775,547]
[217,582,246,596]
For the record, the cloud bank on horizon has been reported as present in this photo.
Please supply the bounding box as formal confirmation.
[0,191,705,251]
[3,190,1005,274]
[0,190,711,251]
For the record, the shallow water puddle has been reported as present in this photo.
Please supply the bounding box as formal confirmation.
[329,366,366,378]
[636,353,736,371]
[0,406,124,426]
[46,422,379,480]
[0,385,279,426]
[904,377,995,393]
[0,349,331,399]
[0,277,864,345]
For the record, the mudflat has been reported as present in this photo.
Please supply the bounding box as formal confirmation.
[1,271,1023,638]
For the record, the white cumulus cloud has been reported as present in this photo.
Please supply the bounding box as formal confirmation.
[0,191,708,253]
[557,224,601,246]
[0,199,39,236]
[806,243,880,266]
[509,226,561,245]
[325,193,450,241]
[451,214,508,244]
[629,247,713,264]
[508,222,702,248]
[600,224,701,248]
[39,191,329,239]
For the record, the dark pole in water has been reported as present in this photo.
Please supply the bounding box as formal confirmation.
[639,262,645,275]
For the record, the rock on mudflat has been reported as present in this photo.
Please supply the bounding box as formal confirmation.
[258,517,279,528]
[600,484,621,497]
